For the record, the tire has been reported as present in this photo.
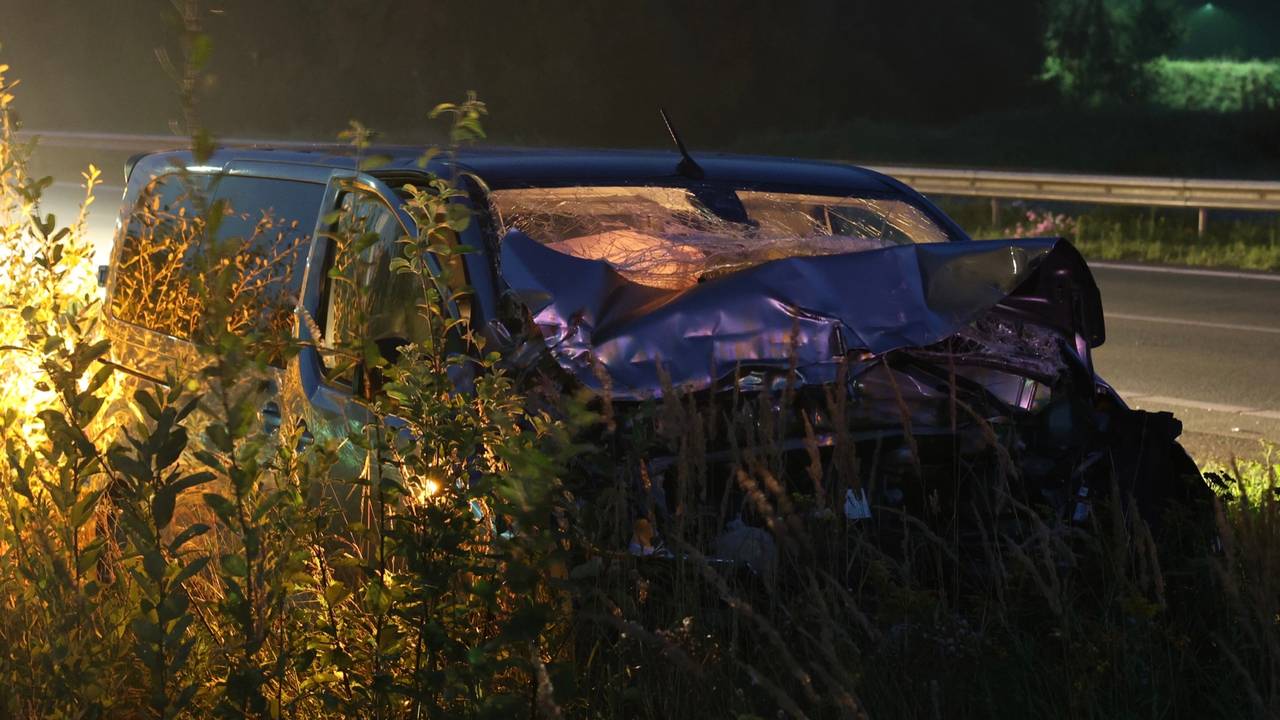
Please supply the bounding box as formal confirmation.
[1107,409,1216,555]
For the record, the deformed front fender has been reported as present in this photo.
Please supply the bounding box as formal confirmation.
[499,230,1106,399]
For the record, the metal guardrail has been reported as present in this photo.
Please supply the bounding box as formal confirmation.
[874,165,1280,212]
[20,129,341,152]
[21,129,1280,231]
[872,166,1280,235]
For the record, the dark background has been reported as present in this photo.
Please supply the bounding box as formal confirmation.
[2,0,1278,175]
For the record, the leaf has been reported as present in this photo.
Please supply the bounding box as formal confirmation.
[174,394,201,423]
[134,389,163,422]
[165,613,194,652]
[108,449,151,481]
[174,683,199,713]
[152,486,178,530]
[76,394,105,424]
[205,423,232,453]
[252,490,285,522]
[170,471,215,495]
[132,616,163,647]
[172,556,210,588]
[142,549,167,582]
[500,603,548,644]
[169,523,211,554]
[77,537,107,575]
[220,553,248,578]
[156,426,189,470]
[192,449,225,474]
[70,487,108,530]
[74,339,112,375]
[416,147,440,168]
[191,128,216,165]
[157,590,190,623]
[85,362,115,395]
[363,582,391,615]
[203,493,237,526]
[444,203,473,231]
[324,581,351,607]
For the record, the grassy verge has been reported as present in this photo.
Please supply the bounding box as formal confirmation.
[939,198,1280,272]
[7,58,1280,720]
[1203,451,1280,504]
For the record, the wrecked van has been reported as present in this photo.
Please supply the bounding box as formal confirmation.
[99,145,1209,550]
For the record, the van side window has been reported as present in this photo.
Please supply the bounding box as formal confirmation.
[111,173,324,364]
[110,173,207,338]
[320,190,434,389]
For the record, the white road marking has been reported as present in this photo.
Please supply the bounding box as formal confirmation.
[1107,312,1280,336]
[1117,389,1280,421]
[1138,395,1257,414]
[1091,261,1280,283]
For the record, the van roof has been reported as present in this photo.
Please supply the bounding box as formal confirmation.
[131,144,904,195]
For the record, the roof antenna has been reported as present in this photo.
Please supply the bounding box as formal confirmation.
[660,107,705,180]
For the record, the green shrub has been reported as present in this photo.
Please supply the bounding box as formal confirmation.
[1148,57,1280,113]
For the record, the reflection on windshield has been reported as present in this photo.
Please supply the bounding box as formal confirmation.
[491,186,950,289]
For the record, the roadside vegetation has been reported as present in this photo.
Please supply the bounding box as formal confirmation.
[6,44,1280,720]
[1147,57,1280,113]
[939,201,1280,272]
[1203,451,1280,505]
[9,1,1280,181]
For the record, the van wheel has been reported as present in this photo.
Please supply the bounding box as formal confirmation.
[1107,410,1216,557]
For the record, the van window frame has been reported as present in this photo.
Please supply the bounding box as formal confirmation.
[296,171,480,404]
[106,164,327,362]
[314,185,417,392]
[309,175,468,399]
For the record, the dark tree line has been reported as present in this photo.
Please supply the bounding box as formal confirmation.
[3,0,1052,145]
[1046,0,1184,104]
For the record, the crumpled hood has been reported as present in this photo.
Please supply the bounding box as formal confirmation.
[499,230,1096,399]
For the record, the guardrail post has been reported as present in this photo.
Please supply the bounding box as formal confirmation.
[990,198,1000,228]
[1197,207,1207,237]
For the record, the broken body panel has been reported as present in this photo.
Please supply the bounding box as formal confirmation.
[490,189,1200,559]
[499,230,1103,404]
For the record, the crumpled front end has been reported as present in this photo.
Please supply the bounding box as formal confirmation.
[499,229,1103,402]
[498,229,1200,565]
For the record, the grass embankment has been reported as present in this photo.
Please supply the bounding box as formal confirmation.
[7,63,1280,719]
[940,198,1280,272]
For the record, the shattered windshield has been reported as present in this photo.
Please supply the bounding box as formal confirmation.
[490,186,952,289]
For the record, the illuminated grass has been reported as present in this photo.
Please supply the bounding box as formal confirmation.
[1202,447,1280,505]
[943,200,1280,272]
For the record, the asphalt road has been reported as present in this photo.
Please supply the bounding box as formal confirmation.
[1090,262,1280,464]
[39,182,1280,464]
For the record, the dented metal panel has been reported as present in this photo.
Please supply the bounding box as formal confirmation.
[500,230,1070,398]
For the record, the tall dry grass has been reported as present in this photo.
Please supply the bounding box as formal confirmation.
[1,53,1279,720]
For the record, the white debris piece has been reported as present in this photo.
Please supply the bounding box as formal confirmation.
[844,488,872,521]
